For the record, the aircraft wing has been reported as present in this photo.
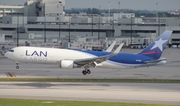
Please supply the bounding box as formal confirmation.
[74,55,110,66]
[74,43,124,67]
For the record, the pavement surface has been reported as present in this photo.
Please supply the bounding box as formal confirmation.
[0,82,180,105]
[0,48,180,105]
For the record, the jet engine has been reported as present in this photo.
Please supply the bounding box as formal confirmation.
[59,60,74,69]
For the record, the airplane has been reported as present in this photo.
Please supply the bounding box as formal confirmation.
[5,30,172,75]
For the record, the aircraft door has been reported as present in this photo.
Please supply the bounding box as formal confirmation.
[19,49,24,57]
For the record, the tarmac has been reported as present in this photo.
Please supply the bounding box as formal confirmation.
[0,48,180,105]
[0,82,180,105]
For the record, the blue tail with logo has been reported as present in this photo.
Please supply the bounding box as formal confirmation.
[139,30,173,59]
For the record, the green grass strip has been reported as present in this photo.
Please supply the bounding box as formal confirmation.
[0,98,171,106]
[0,78,180,83]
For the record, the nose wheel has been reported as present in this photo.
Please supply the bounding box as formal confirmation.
[82,69,91,75]
[16,63,19,69]
[16,66,19,69]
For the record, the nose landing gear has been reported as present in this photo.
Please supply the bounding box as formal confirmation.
[16,63,19,69]
[16,66,19,69]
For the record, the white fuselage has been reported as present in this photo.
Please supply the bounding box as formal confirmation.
[5,46,166,70]
[5,46,127,69]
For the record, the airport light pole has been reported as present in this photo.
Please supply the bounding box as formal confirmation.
[156,2,160,37]
[91,15,93,36]
[68,15,71,43]
[22,16,24,27]
[98,5,101,47]
[108,2,111,23]
[130,14,133,46]
[112,15,114,31]
[44,14,47,43]
[16,15,19,47]
[98,14,100,46]
[59,14,61,38]
[118,1,120,19]
[158,15,160,36]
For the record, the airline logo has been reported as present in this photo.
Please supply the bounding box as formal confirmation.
[26,50,47,57]
[150,38,167,52]
[25,50,48,62]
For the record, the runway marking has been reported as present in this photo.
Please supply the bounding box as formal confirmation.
[134,74,145,76]
[41,101,54,104]
[5,72,16,78]
[51,76,56,78]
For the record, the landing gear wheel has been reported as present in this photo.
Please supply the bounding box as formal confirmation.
[82,70,87,75]
[16,63,19,69]
[16,66,19,69]
[86,69,91,74]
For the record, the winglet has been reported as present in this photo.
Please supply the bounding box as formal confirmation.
[105,41,116,52]
[113,42,124,54]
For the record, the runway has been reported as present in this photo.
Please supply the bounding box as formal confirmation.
[0,82,180,105]
[0,48,180,105]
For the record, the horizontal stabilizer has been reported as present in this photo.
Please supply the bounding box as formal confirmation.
[144,58,166,64]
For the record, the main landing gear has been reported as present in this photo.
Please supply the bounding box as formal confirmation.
[16,63,19,69]
[82,69,91,75]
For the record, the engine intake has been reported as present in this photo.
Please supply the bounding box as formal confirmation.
[59,60,74,69]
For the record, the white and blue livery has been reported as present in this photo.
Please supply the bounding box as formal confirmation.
[5,30,172,75]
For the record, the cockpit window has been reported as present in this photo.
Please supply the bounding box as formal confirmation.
[9,50,14,52]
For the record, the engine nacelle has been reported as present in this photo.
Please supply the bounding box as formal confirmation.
[59,60,74,69]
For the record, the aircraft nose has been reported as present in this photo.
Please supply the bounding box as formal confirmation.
[5,52,11,58]
[4,52,8,57]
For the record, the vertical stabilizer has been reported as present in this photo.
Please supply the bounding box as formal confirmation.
[139,30,172,59]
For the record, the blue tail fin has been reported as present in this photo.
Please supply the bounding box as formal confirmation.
[139,30,173,59]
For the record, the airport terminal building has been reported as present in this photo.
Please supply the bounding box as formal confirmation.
[0,0,180,49]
